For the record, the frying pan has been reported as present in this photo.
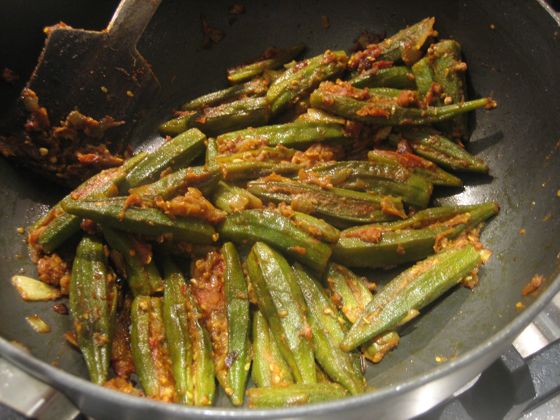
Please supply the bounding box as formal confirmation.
[0,0,559,418]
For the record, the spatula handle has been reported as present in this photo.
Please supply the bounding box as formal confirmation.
[106,0,162,50]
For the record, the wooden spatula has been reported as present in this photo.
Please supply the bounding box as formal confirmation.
[0,0,161,186]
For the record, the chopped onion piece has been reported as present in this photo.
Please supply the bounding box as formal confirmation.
[12,275,61,301]
[25,314,51,333]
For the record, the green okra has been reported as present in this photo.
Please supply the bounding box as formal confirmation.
[333,202,499,268]
[349,66,416,89]
[181,78,269,112]
[62,197,216,245]
[190,96,271,137]
[267,50,348,115]
[368,87,412,98]
[162,256,193,405]
[247,242,316,384]
[368,149,462,187]
[218,209,332,273]
[220,161,302,182]
[247,383,347,408]
[216,121,350,152]
[310,81,495,126]
[376,17,436,65]
[159,114,193,136]
[222,242,251,406]
[247,178,405,228]
[296,108,346,125]
[131,296,176,401]
[184,282,216,406]
[411,56,434,99]
[305,160,433,208]
[211,181,263,214]
[129,166,221,200]
[215,145,297,164]
[252,310,294,388]
[69,235,117,385]
[103,226,163,296]
[122,129,206,191]
[290,212,340,244]
[206,138,218,167]
[429,40,469,137]
[30,153,148,254]
[293,264,366,394]
[227,43,306,84]
[341,244,484,351]
[326,263,399,363]
[394,127,489,173]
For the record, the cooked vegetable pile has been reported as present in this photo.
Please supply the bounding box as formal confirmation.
[23,17,498,408]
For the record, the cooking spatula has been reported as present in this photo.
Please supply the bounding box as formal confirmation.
[0,0,161,186]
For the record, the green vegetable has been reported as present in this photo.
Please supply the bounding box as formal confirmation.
[247,242,316,384]
[293,264,366,394]
[251,310,294,388]
[130,296,176,401]
[349,66,416,89]
[218,209,332,273]
[62,197,216,245]
[310,81,495,126]
[341,245,484,351]
[247,177,406,227]
[227,43,306,84]
[267,50,348,115]
[102,227,163,296]
[122,128,206,191]
[69,235,117,385]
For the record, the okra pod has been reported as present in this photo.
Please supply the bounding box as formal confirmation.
[368,149,462,187]
[293,264,366,394]
[290,211,340,244]
[333,202,499,268]
[227,43,306,84]
[218,209,332,273]
[215,145,296,164]
[247,383,347,408]
[310,81,495,126]
[181,78,269,111]
[394,127,489,173]
[252,310,294,388]
[429,40,469,137]
[216,121,350,152]
[122,128,206,191]
[296,108,346,125]
[305,160,433,208]
[30,153,148,254]
[247,242,316,384]
[341,244,484,351]
[69,235,117,385]
[326,263,399,363]
[102,227,163,296]
[62,197,216,245]
[206,137,218,167]
[129,166,221,199]
[222,242,251,405]
[349,66,416,89]
[267,50,348,115]
[211,181,263,213]
[220,161,302,182]
[184,282,216,406]
[130,296,176,401]
[348,17,436,71]
[190,96,271,137]
[247,178,405,227]
[162,256,193,405]
[411,56,434,100]
[159,114,193,136]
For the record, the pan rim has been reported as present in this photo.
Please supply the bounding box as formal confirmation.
[0,0,559,417]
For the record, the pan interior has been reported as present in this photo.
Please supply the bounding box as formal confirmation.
[0,0,559,408]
